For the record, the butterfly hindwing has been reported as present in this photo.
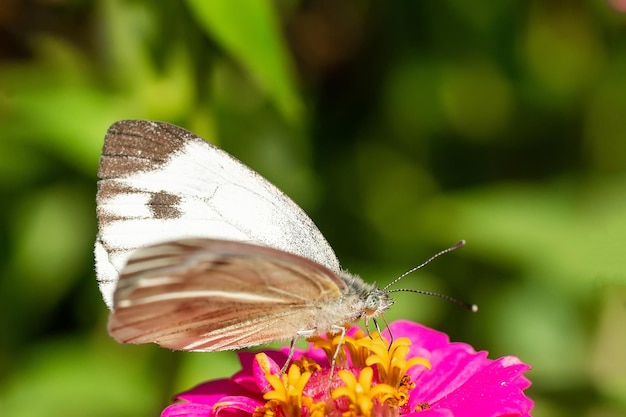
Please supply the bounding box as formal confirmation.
[108,238,347,351]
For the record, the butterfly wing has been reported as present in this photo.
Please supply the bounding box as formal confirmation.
[96,120,341,308]
[108,238,346,351]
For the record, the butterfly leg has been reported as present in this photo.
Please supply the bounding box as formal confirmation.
[368,315,393,349]
[281,337,298,373]
[326,324,347,391]
[380,314,394,348]
[280,329,317,374]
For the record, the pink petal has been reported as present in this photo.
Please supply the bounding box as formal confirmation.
[388,320,532,417]
[232,351,286,392]
[213,395,263,416]
[385,320,459,364]
[163,393,262,417]
[403,409,454,417]
[252,352,281,393]
[161,402,214,417]
[409,344,490,403]
[175,379,244,404]
[430,356,533,417]
[385,320,451,351]
[412,351,533,417]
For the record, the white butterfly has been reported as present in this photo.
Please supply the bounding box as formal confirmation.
[95,120,392,351]
[96,120,469,352]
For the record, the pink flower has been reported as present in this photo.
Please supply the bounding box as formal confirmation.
[162,320,533,417]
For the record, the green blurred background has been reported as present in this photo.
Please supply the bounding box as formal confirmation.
[2,1,626,416]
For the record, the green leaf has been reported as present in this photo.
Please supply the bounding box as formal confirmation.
[186,0,302,122]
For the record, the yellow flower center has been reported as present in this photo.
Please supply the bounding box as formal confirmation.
[332,367,396,417]
[309,330,349,368]
[366,334,431,389]
[254,331,430,417]
[262,363,313,417]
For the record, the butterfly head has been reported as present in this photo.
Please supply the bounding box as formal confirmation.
[363,289,394,318]
[355,288,395,338]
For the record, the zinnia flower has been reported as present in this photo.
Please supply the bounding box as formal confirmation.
[161,320,533,417]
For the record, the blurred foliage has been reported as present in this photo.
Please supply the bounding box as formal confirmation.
[1,1,626,416]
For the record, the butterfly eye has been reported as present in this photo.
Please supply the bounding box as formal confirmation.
[364,293,380,314]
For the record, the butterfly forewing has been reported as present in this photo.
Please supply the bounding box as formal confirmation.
[96,120,341,308]
[108,238,347,351]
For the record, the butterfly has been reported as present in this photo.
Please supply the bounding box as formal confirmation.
[96,120,470,352]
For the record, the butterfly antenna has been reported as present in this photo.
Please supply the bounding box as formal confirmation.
[382,240,466,291]
[386,288,478,312]
[381,240,477,312]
